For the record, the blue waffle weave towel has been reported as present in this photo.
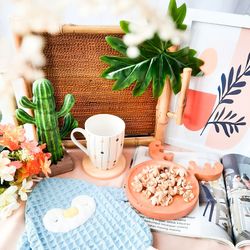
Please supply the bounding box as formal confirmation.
[18,178,152,250]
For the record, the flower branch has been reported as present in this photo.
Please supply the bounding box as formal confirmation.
[0,124,51,219]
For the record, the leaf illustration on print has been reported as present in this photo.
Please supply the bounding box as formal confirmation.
[200,52,250,137]
[207,108,246,137]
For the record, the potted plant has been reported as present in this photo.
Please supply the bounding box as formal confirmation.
[101,0,204,141]
[15,78,78,174]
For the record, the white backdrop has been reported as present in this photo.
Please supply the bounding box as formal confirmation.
[62,0,250,25]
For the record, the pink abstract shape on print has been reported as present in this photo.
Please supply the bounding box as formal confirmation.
[199,48,218,76]
[183,89,216,131]
[182,47,218,131]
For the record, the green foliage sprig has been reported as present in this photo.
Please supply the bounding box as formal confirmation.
[101,0,203,98]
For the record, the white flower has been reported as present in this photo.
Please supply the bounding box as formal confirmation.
[0,151,10,167]
[21,67,45,81]
[122,0,186,48]
[20,149,34,162]
[11,0,68,35]
[111,0,133,14]
[0,186,20,219]
[0,165,16,184]
[158,24,175,41]
[126,46,140,58]
[0,200,20,220]
[0,186,18,206]
[18,179,33,201]
[0,152,16,184]
[20,35,45,67]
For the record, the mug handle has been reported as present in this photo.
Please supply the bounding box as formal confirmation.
[70,128,89,155]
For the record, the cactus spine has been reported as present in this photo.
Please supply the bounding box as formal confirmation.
[16,79,78,164]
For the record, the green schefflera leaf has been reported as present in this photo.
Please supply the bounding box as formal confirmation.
[168,0,187,30]
[101,36,203,97]
[105,36,127,55]
[101,0,204,98]
[120,20,130,33]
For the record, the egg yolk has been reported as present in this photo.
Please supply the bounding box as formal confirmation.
[63,207,79,218]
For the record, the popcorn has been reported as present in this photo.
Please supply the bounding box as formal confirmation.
[131,163,195,206]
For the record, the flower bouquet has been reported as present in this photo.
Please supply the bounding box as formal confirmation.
[0,124,51,219]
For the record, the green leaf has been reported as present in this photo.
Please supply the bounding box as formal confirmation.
[165,47,204,76]
[0,110,2,123]
[132,58,155,96]
[168,0,187,30]
[111,60,151,90]
[101,64,128,79]
[100,3,204,98]
[152,55,168,98]
[164,55,182,94]
[100,55,139,65]
[0,188,5,195]
[120,20,130,33]
[105,36,127,55]
[101,42,203,97]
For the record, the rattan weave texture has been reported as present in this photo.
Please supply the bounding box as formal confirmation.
[42,31,157,138]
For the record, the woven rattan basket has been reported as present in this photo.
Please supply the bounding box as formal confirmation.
[41,25,157,141]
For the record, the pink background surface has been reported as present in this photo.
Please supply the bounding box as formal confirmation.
[0,147,249,250]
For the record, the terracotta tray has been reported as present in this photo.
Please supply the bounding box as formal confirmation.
[125,160,200,220]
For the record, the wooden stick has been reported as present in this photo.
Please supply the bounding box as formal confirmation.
[155,80,171,142]
[176,68,192,125]
[63,136,155,148]
[61,25,122,34]
[167,112,176,119]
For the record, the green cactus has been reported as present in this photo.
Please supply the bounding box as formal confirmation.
[16,78,78,164]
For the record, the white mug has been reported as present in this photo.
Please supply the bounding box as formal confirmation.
[71,114,125,170]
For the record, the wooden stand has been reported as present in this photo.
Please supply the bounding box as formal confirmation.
[155,67,192,143]
[167,68,192,125]
[82,154,126,179]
